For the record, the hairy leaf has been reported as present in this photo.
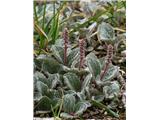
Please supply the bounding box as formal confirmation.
[34,92,42,101]
[34,96,60,111]
[75,101,91,115]
[82,73,92,92]
[34,71,48,89]
[42,57,63,74]
[63,94,76,113]
[48,73,61,89]
[51,45,64,64]
[52,89,62,99]
[35,54,47,68]
[63,72,81,91]
[76,92,86,101]
[86,53,101,78]
[97,22,115,43]
[67,48,80,67]
[103,81,120,99]
[60,112,75,119]
[36,55,63,73]
[64,90,77,96]
[102,65,119,82]
[36,81,49,96]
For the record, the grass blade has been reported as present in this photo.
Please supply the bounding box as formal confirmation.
[34,22,48,49]
[91,100,119,118]
[34,1,39,24]
[69,10,109,34]
[42,0,46,30]
[48,1,66,43]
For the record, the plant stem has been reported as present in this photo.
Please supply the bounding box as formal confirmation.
[34,1,39,25]
[63,28,69,65]
[100,62,110,80]
[79,39,85,71]
[42,0,46,30]
[100,44,113,80]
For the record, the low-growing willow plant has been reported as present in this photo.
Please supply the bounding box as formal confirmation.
[34,21,123,119]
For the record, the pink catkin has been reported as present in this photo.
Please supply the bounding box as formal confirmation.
[100,44,113,80]
[79,39,85,70]
[63,28,69,65]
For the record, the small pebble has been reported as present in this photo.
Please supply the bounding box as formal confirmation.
[104,111,108,115]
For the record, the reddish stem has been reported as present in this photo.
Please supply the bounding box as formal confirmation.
[100,62,110,80]
[63,28,69,65]
[79,39,85,70]
[100,44,113,80]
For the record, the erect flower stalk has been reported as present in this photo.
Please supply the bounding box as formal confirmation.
[63,28,69,65]
[79,39,85,70]
[100,44,113,80]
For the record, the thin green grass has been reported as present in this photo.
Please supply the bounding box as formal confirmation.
[42,0,46,30]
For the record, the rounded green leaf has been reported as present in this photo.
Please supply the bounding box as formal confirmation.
[63,72,81,91]
[103,81,120,99]
[63,94,76,113]
[42,57,63,74]
[67,48,80,67]
[86,53,101,78]
[102,65,119,82]
[48,73,61,89]
[34,92,42,101]
[97,22,115,43]
[82,73,92,92]
[51,45,64,64]
[34,72,48,86]
[74,101,91,115]
[34,96,60,111]
[36,81,49,96]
